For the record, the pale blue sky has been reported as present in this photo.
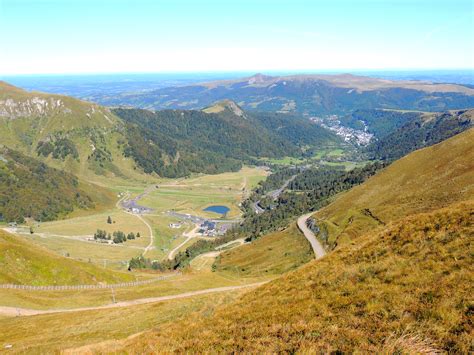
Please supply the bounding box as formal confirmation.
[1,0,473,74]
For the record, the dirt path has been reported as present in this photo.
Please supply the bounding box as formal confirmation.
[117,191,155,257]
[167,225,199,260]
[215,238,246,250]
[297,213,326,259]
[135,214,154,256]
[0,282,267,317]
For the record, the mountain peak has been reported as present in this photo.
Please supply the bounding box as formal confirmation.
[203,99,246,118]
[247,73,273,84]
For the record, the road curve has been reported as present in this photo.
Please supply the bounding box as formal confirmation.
[0,282,267,317]
[297,213,326,259]
[117,191,155,257]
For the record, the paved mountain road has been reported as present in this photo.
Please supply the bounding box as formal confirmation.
[297,213,326,259]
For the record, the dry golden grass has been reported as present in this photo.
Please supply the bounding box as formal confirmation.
[0,231,134,285]
[215,223,313,277]
[111,201,473,353]
[0,291,244,354]
[315,128,474,247]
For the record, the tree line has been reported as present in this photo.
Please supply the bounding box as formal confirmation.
[94,229,141,244]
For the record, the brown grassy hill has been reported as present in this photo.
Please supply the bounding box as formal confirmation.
[214,223,313,277]
[315,128,474,248]
[0,230,134,285]
[109,202,473,353]
[86,129,474,353]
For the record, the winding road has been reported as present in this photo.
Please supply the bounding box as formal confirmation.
[253,175,297,214]
[297,213,326,259]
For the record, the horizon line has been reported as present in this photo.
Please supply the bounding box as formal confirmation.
[2,68,474,77]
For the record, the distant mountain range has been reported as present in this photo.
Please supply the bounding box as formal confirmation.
[2,77,471,223]
[0,82,341,181]
[91,73,474,115]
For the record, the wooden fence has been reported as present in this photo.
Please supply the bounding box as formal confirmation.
[0,272,181,291]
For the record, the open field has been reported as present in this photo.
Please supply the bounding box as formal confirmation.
[20,235,144,269]
[0,291,245,354]
[319,160,370,170]
[258,147,359,169]
[36,210,149,240]
[140,167,267,219]
[259,156,305,165]
[6,167,267,270]
[138,214,190,260]
[0,231,135,285]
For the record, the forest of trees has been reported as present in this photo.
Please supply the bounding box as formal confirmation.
[251,167,299,199]
[123,122,243,177]
[36,137,79,160]
[94,229,141,243]
[365,111,472,160]
[0,148,93,223]
[113,107,340,178]
[339,109,420,138]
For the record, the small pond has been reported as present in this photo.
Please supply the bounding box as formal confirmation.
[203,205,230,215]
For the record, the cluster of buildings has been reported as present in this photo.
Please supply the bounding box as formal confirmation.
[310,115,374,145]
[198,220,217,236]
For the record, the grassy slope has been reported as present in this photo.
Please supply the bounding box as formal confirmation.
[315,128,474,248]
[0,230,134,285]
[121,202,474,353]
[215,223,313,277]
[0,81,147,184]
[0,291,243,354]
[99,129,474,353]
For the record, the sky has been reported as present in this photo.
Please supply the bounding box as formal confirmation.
[0,0,473,75]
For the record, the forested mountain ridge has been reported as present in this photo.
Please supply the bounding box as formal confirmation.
[113,102,341,177]
[0,147,114,223]
[0,82,341,179]
[364,109,473,160]
[91,73,474,114]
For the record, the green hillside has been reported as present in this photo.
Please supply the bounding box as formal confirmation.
[0,230,133,285]
[0,81,145,182]
[0,82,342,180]
[215,223,313,277]
[0,147,114,223]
